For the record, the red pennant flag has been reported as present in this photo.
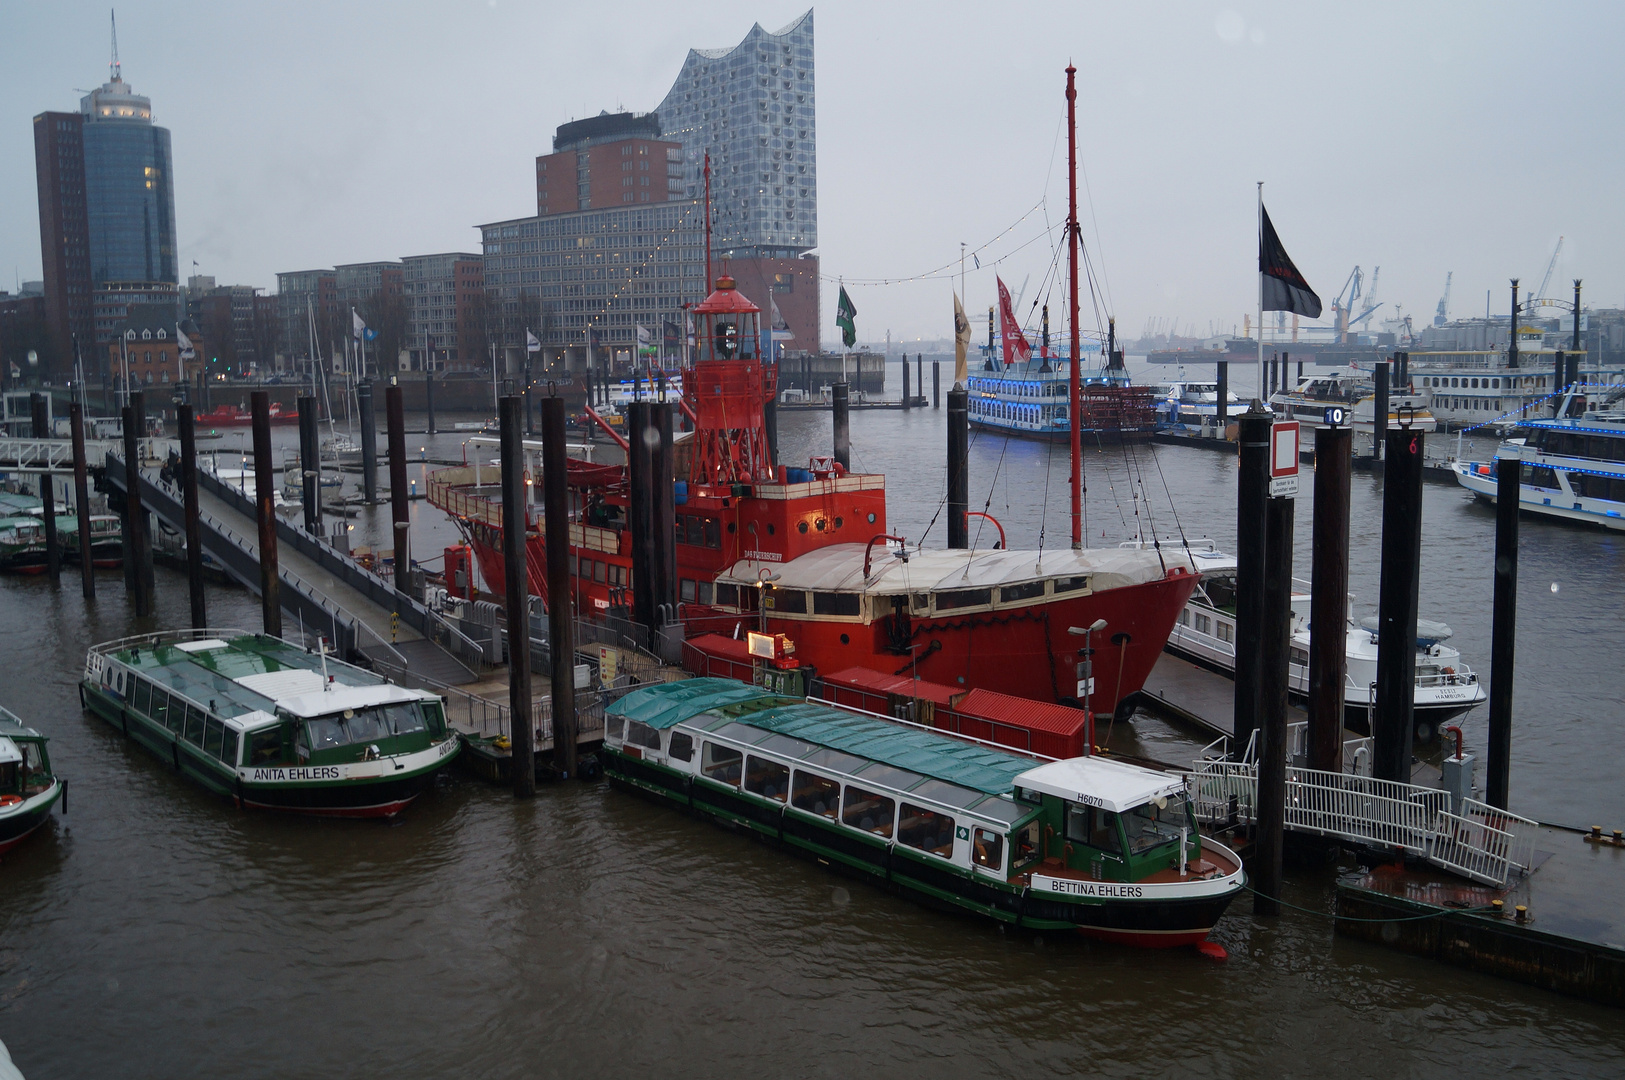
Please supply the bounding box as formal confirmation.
[996,276,1032,366]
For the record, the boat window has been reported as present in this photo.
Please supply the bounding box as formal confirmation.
[972,795,1034,824]
[703,518,721,548]
[842,785,895,837]
[305,714,346,750]
[184,698,206,740]
[755,733,815,757]
[899,802,955,858]
[767,588,806,614]
[680,579,697,603]
[346,708,391,744]
[1000,581,1046,603]
[698,581,714,605]
[668,730,694,762]
[1123,798,1187,855]
[625,720,662,751]
[715,583,740,608]
[594,561,606,584]
[204,718,224,757]
[709,721,772,745]
[854,763,925,791]
[801,747,868,774]
[249,729,283,767]
[0,761,15,794]
[1052,575,1089,594]
[1203,574,1238,612]
[132,677,151,715]
[221,729,240,766]
[1066,803,1123,854]
[812,592,861,616]
[701,742,742,785]
[148,689,173,730]
[907,778,987,809]
[972,826,1004,870]
[935,588,991,611]
[744,755,790,801]
[791,771,840,817]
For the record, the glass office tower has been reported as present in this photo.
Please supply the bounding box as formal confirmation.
[81,72,177,287]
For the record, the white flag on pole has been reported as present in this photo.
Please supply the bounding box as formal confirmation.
[526,329,541,354]
[352,308,366,339]
[176,326,195,359]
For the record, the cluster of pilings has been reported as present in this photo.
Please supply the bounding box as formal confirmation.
[1233,402,1523,914]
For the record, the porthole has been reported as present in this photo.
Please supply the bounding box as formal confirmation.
[867,513,876,524]
[834,517,843,529]
[815,519,826,531]
[767,524,776,535]
[797,521,808,534]
[839,633,850,645]
[727,522,736,533]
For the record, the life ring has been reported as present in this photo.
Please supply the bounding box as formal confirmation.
[0,794,23,808]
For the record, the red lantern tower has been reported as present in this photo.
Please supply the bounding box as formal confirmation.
[687,275,775,489]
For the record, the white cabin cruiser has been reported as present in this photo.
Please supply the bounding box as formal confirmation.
[1160,542,1485,742]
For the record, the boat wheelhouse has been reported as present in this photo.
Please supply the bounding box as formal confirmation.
[0,705,64,854]
[1165,543,1485,741]
[1452,410,1625,531]
[80,630,460,817]
[604,679,1244,947]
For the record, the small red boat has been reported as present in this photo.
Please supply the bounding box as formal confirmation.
[198,402,298,427]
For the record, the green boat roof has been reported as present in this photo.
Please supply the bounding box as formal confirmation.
[609,679,1038,796]
[106,633,390,722]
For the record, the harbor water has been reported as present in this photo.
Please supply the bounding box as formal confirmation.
[1,379,1622,1077]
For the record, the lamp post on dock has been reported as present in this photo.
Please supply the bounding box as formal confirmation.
[1069,618,1108,753]
[756,569,781,635]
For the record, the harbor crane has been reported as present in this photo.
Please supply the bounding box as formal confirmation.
[1536,236,1565,301]
[1434,271,1453,326]
[1353,266,1382,329]
[1330,265,1383,341]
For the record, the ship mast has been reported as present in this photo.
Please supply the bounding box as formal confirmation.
[1066,65,1083,550]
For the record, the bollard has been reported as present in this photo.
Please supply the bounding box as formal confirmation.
[425,371,436,435]
[1486,444,1520,808]
[832,381,850,471]
[357,379,378,504]
[125,391,155,614]
[179,404,206,629]
[933,359,941,409]
[1216,361,1229,435]
[1374,426,1425,780]
[627,402,656,633]
[1254,490,1295,916]
[386,383,410,591]
[251,392,282,637]
[70,402,95,600]
[499,395,536,798]
[1232,410,1272,756]
[297,396,320,533]
[542,396,578,780]
[1372,361,1389,463]
[1309,426,1352,772]
[947,388,968,549]
[30,394,59,580]
[903,356,911,410]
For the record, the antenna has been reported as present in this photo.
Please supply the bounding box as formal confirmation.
[110,8,121,81]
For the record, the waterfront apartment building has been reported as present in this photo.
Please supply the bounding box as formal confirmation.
[33,52,178,378]
[275,269,339,369]
[402,253,483,371]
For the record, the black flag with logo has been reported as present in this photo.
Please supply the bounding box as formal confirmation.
[1259,205,1322,318]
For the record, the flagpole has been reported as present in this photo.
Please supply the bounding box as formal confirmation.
[1256,181,1265,408]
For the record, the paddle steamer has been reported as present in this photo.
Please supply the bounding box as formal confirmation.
[80,630,459,817]
[604,679,1245,947]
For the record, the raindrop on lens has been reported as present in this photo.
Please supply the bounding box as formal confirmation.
[1550,582,1560,594]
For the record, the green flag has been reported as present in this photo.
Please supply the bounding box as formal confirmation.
[836,286,857,348]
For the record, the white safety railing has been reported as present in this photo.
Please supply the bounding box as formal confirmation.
[1180,758,1531,886]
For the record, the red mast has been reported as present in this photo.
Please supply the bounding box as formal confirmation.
[1066,64,1083,550]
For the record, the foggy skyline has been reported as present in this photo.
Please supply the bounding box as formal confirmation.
[3,1,1621,347]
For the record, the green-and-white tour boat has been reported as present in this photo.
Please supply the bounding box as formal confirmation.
[0,705,64,853]
[80,630,460,818]
[604,679,1245,948]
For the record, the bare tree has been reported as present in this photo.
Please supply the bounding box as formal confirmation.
[360,289,408,376]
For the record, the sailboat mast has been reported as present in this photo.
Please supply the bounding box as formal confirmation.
[1066,64,1082,551]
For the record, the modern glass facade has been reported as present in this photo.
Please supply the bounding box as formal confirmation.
[83,122,176,286]
[655,10,816,258]
[480,201,707,365]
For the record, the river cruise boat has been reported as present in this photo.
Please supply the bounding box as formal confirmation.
[1452,407,1625,531]
[967,344,1155,443]
[0,705,64,854]
[80,630,460,817]
[0,508,123,572]
[605,679,1245,947]
[1270,370,1435,444]
[1164,542,1484,742]
[1148,381,1245,434]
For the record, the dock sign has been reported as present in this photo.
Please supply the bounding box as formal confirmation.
[1269,421,1300,497]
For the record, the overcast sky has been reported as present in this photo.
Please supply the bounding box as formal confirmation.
[3,1,1620,346]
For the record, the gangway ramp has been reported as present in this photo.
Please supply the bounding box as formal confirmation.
[104,453,480,685]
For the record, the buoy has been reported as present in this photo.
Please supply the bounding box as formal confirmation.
[1195,940,1227,961]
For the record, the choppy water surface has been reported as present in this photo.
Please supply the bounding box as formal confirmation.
[1,374,1622,1077]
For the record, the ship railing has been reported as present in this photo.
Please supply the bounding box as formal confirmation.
[86,626,252,658]
[1414,669,1480,688]
[1283,721,1375,777]
[1430,799,1540,886]
[1281,767,1452,856]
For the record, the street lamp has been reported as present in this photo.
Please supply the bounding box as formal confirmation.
[1068,618,1108,754]
[756,568,781,634]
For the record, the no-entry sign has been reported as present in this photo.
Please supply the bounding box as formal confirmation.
[1269,421,1300,498]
